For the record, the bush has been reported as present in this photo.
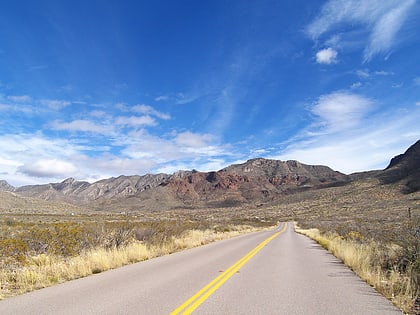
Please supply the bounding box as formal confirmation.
[0,238,28,267]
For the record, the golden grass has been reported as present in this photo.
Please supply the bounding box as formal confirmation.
[0,225,265,300]
[296,225,417,314]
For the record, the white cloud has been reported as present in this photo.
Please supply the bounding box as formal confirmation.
[272,93,420,173]
[174,93,199,105]
[414,77,420,86]
[152,93,199,105]
[306,0,416,61]
[51,119,112,134]
[18,159,78,178]
[115,115,157,127]
[41,99,71,110]
[316,48,338,64]
[89,110,111,119]
[119,130,228,163]
[356,69,371,78]
[356,69,394,79]
[8,95,32,103]
[273,111,420,173]
[351,82,363,89]
[374,70,394,76]
[174,132,215,148]
[0,133,85,185]
[365,0,415,61]
[82,157,157,179]
[311,91,374,132]
[155,158,228,174]
[392,82,403,88]
[132,104,170,120]
[154,95,169,102]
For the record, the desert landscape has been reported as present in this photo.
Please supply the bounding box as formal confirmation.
[1,140,418,313]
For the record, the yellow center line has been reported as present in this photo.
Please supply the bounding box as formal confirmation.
[170,222,288,315]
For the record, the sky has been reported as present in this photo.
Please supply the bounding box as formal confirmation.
[0,0,419,186]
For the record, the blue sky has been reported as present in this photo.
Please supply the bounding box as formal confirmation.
[0,0,419,186]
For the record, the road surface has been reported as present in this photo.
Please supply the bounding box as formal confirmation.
[0,223,401,314]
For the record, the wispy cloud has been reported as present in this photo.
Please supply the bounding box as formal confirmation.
[0,127,233,186]
[7,95,32,103]
[306,0,416,62]
[274,114,419,173]
[154,95,169,102]
[350,82,363,89]
[115,115,157,127]
[272,91,419,173]
[310,91,374,132]
[41,99,71,110]
[356,69,394,78]
[132,104,170,120]
[50,119,112,134]
[174,131,215,148]
[151,93,200,105]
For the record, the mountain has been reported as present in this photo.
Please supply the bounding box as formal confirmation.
[3,140,419,211]
[12,159,349,210]
[16,174,170,205]
[377,140,420,193]
[0,180,15,192]
[164,159,349,208]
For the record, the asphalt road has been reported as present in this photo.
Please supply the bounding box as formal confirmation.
[0,223,402,314]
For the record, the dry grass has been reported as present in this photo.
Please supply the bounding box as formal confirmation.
[0,223,266,300]
[296,226,418,314]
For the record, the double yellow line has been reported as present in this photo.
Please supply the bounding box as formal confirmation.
[170,223,288,314]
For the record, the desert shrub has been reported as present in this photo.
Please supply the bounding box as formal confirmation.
[0,238,28,267]
[101,222,134,249]
[134,227,156,242]
[22,223,92,257]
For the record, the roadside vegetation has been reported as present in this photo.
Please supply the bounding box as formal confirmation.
[296,222,419,314]
[0,212,274,300]
[1,177,418,313]
[286,179,419,315]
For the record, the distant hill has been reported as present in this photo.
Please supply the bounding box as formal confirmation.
[11,159,349,210]
[1,140,418,211]
[377,140,420,193]
[15,174,170,205]
[0,190,85,215]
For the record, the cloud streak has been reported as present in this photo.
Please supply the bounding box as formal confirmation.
[311,91,374,132]
[306,0,416,61]
[273,91,419,173]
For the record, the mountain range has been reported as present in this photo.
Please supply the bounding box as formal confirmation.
[1,140,418,212]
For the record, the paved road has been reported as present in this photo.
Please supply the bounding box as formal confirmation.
[0,223,401,314]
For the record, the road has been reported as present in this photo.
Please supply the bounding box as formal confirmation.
[0,223,402,314]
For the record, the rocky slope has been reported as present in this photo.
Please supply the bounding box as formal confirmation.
[15,174,170,205]
[377,140,420,193]
[8,159,349,209]
[0,180,15,192]
[164,159,349,207]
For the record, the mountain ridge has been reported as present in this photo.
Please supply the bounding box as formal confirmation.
[1,140,419,210]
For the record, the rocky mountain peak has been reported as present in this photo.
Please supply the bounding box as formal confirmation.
[379,140,420,193]
[386,140,419,169]
[0,180,15,192]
